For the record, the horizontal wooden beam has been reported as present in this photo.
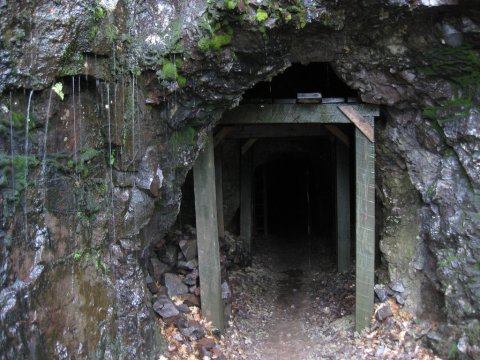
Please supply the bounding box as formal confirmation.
[339,106,374,143]
[220,104,379,126]
[222,124,329,139]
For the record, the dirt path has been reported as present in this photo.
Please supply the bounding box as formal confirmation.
[222,236,440,360]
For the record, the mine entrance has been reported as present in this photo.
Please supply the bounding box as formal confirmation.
[191,63,377,334]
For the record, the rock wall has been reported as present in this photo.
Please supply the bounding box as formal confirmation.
[0,0,479,358]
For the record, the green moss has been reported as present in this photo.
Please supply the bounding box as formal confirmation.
[0,154,39,219]
[59,44,84,76]
[287,5,307,29]
[177,75,187,87]
[104,24,118,43]
[224,0,237,10]
[171,126,196,146]
[162,18,184,53]
[157,59,186,87]
[162,61,177,81]
[93,5,106,21]
[7,111,35,130]
[256,9,268,22]
[421,46,479,123]
[198,33,232,52]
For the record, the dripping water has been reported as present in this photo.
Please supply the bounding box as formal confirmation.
[72,77,78,169]
[131,75,137,234]
[24,90,33,243]
[106,84,117,243]
[78,75,83,147]
[173,54,177,104]
[41,88,53,209]
[9,92,15,217]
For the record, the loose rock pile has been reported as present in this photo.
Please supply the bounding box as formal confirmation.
[146,226,246,359]
[374,281,406,306]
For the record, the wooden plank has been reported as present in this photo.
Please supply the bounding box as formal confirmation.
[355,128,375,332]
[336,139,351,273]
[220,104,380,126]
[325,124,350,147]
[241,138,257,155]
[263,166,269,236]
[193,131,224,332]
[214,127,233,147]
[215,145,225,239]
[240,147,253,256]
[339,106,374,143]
[223,124,329,139]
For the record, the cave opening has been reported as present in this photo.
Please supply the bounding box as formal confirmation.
[174,62,377,335]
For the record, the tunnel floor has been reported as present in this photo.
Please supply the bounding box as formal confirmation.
[223,235,357,359]
[220,236,440,360]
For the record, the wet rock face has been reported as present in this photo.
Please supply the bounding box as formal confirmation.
[0,0,479,358]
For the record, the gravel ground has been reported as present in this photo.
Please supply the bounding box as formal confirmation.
[221,236,442,360]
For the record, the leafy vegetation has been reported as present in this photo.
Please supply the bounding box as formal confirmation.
[0,154,40,219]
[156,58,187,87]
[52,82,64,100]
[71,246,108,275]
[421,46,480,123]
[256,9,269,23]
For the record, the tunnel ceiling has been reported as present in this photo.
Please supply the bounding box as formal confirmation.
[242,62,358,101]
[1,0,479,358]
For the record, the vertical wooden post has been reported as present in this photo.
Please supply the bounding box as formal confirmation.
[240,147,253,256]
[194,131,224,332]
[336,139,350,273]
[215,144,225,239]
[355,129,375,332]
[263,166,269,237]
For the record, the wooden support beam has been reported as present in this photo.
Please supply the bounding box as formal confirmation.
[240,147,253,256]
[214,127,233,147]
[241,138,257,155]
[220,104,379,125]
[339,106,374,143]
[355,128,375,332]
[215,145,225,239]
[193,131,224,332]
[325,124,350,147]
[263,166,268,237]
[221,124,329,139]
[336,139,351,273]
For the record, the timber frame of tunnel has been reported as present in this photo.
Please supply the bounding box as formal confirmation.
[193,102,378,333]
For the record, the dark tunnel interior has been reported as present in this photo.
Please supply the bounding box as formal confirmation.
[242,62,358,101]
[253,138,337,246]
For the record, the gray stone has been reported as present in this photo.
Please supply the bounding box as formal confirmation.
[457,336,468,354]
[222,281,232,302]
[176,319,205,340]
[135,147,163,197]
[374,284,388,302]
[178,259,198,271]
[179,239,198,261]
[153,295,180,319]
[176,303,191,314]
[375,304,393,321]
[149,258,170,282]
[146,274,158,294]
[375,345,385,357]
[161,245,179,266]
[182,269,198,286]
[164,273,189,297]
[389,281,405,293]
[395,294,405,305]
